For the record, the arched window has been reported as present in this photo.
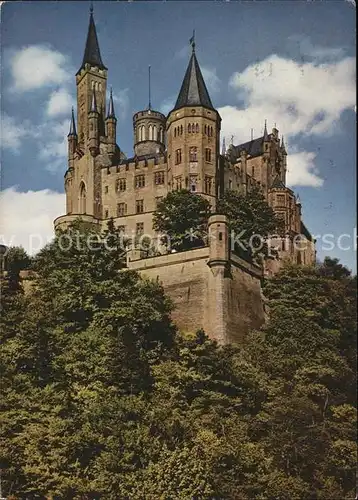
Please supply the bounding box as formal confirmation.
[153,126,157,141]
[196,123,199,133]
[79,182,86,214]
[180,125,183,135]
[188,123,191,133]
[149,125,153,141]
[174,127,177,137]
[189,146,197,162]
[160,127,164,142]
[141,125,146,141]
[204,125,207,135]
[99,83,102,91]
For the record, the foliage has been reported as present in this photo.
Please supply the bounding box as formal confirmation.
[1,226,356,499]
[152,189,212,251]
[217,186,285,259]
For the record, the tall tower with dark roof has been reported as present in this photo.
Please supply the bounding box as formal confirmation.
[166,41,221,205]
[76,6,107,146]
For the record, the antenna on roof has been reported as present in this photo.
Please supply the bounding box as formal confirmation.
[148,65,152,110]
[90,1,93,14]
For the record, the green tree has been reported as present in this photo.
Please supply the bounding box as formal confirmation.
[217,186,284,259]
[153,189,211,251]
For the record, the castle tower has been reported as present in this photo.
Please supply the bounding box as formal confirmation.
[105,88,117,159]
[166,38,221,206]
[75,6,107,149]
[133,67,166,156]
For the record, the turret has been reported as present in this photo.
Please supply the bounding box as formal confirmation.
[106,87,117,158]
[133,109,166,156]
[133,67,166,156]
[208,214,229,268]
[221,136,226,156]
[67,107,77,167]
[88,87,99,156]
[166,36,221,202]
[75,6,107,145]
[263,119,270,155]
[240,148,247,194]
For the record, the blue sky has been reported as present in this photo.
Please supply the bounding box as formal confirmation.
[0,1,356,272]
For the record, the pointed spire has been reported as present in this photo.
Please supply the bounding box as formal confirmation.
[296,193,301,205]
[90,87,98,113]
[221,136,226,156]
[173,40,214,111]
[77,5,107,74]
[68,107,77,136]
[281,135,287,153]
[107,87,115,118]
[263,119,269,141]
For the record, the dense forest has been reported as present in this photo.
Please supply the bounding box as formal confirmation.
[0,218,356,499]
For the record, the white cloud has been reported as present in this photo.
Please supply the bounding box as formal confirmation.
[0,187,65,255]
[38,119,69,173]
[47,88,74,117]
[1,114,30,153]
[286,150,323,188]
[10,45,71,92]
[219,50,355,187]
[227,54,355,138]
[202,66,220,94]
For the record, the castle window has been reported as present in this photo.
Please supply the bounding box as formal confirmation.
[204,125,207,135]
[174,128,177,137]
[277,194,285,206]
[159,127,164,142]
[117,178,126,192]
[204,176,212,194]
[175,149,182,165]
[153,126,158,141]
[265,144,269,151]
[149,125,153,140]
[154,171,165,185]
[189,146,197,162]
[79,182,86,214]
[136,199,144,214]
[104,209,109,218]
[196,123,199,133]
[105,185,109,194]
[117,203,127,217]
[135,174,145,188]
[180,125,183,135]
[136,222,144,235]
[175,177,183,190]
[188,123,192,133]
[205,148,212,162]
[229,179,233,190]
[190,176,197,192]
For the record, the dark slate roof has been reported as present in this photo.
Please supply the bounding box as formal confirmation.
[234,136,264,158]
[301,221,313,241]
[270,176,286,189]
[77,11,107,74]
[174,51,214,110]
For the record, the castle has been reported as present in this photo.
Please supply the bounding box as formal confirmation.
[54,8,315,343]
